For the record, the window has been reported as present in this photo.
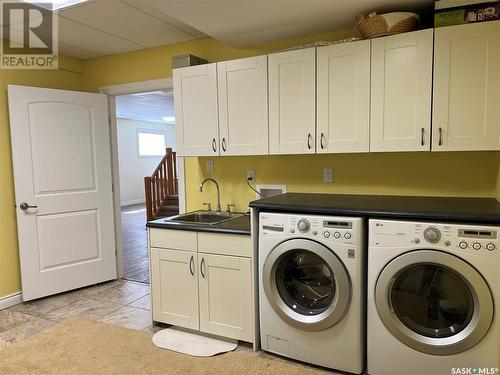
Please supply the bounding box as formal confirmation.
[137,130,166,156]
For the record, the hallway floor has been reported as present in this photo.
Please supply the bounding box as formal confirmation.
[121,204,149,284]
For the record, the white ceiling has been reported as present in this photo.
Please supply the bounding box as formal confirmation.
[2,0,434,59]
[115,90,175,124]
[1,0,206,59]
[125,0,434,47]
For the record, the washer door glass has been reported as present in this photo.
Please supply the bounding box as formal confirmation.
[391,264,474,338]
[275,250,335,316]
[262,239,352,332]
[375,250,494,355]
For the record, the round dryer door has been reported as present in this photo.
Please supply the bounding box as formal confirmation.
[262,238,351,332]
[375,250,494,355]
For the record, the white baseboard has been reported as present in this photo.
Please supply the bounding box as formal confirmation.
[121,199,145,207]
[0,292,23,310]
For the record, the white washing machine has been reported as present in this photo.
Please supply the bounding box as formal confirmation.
[259,212,365,374]
[368,219,500,375]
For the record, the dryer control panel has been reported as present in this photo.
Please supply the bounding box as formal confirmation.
[260,213,363,246]
[370,219,500,258]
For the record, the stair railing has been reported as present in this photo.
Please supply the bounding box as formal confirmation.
[144,148,178,221]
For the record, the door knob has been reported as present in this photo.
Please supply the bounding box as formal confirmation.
[20,202,37,211]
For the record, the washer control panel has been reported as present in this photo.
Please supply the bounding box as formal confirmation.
[370,219,499,258]
[260,213,362,246]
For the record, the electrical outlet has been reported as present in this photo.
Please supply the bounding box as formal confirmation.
[207,160,214,173]
[324,168,333,183]
[247,169,255,181]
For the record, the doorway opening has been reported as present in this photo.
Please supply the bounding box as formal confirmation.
[114,90,177,283]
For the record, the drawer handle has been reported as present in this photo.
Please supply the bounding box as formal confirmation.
[222,137,227,152]
[189,255,194,276]
[421,128,425,146]
[200,257,206,278]
[307,133,312,150]
[320,133,325,149]
[212,138,217,152]
[438,127,443,146]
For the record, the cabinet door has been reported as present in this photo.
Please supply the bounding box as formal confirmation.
[151,248,199,330]
[317,40,370,153]
[433,21,500,151]
[370,29,433,152]
[268,47,316,154]
[198,253,253,342]
[217,56,268,155]
[173,63,219,156]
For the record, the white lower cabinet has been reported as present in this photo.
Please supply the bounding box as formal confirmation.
[150,248,199,330]
[149,229,254,343]
[198,253,253,342]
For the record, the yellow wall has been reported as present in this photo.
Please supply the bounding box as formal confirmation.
[496,155,500,201]
[186,152,499,213]
[81,29,359,92]
[0,56,84,298]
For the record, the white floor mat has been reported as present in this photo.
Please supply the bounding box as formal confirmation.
[152,327,238,357]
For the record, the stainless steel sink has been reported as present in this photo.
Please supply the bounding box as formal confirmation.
[165,210,243,226]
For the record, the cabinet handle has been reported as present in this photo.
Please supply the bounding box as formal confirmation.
[222,137,227,152]
[320,133,325,149]
[189,255,194,276]
[438,127,443,146]
[212,138,217,152]
[421,128,425,146]
[307,133,312,150]
[200,257,206,278]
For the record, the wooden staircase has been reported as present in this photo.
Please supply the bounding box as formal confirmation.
[144,148,179,221]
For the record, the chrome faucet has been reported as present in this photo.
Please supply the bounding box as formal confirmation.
[199,178,221,213]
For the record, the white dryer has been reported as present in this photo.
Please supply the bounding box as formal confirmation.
[368,219,500,375]
[259,212,365,373]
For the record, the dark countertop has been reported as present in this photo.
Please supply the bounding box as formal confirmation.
[146,213,251,235]
[249,193,500,224]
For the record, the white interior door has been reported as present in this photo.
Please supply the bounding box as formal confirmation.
[370,29,433,152]
[217,56,269,155]
[317,40,370,153]
[8,85,117,301]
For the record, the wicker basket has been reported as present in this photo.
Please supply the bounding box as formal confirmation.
[356,12,420,38]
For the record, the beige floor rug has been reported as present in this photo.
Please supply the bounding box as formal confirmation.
[0,317,326,375]
[152,327,238,356]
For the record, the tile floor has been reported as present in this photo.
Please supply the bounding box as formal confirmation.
[0,280,338,373]
[0,280,156,349]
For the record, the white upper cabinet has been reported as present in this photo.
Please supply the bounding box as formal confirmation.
[317,40,370,153]
[370,29,433,152]
[433,21,500,151]
[268,47,316,154]
[173,63,220,157]
[217,56,269,155]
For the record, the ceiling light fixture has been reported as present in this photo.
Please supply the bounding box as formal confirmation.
[23,0,88,11]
